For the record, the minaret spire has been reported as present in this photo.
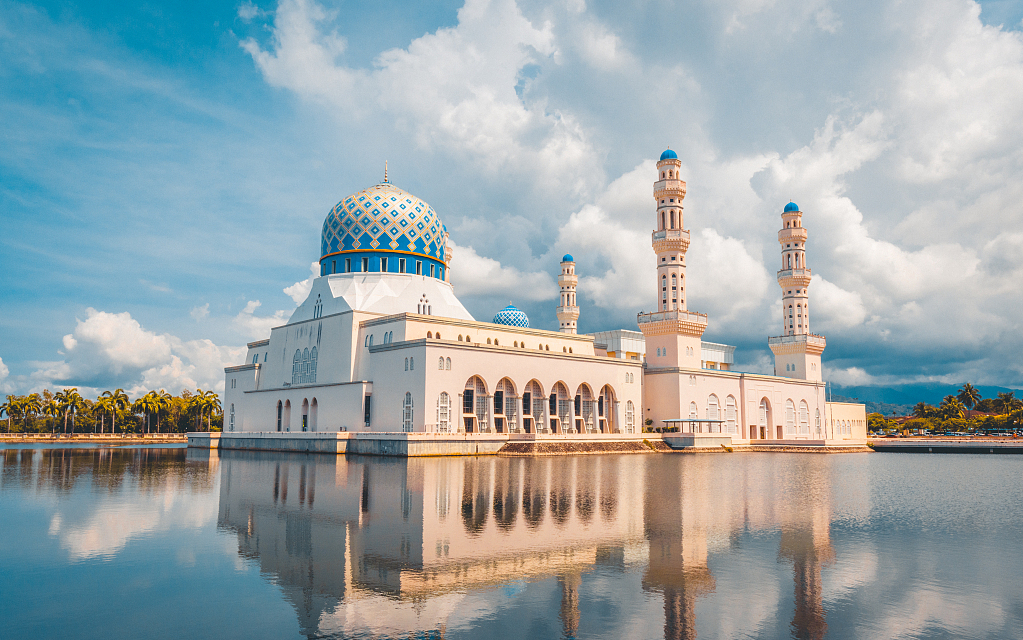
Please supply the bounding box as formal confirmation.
[557,255,580,333]
[384,160,388,183]
[769,202,825,380]
[637,148,707,369]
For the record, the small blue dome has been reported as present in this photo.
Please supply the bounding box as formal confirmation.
[659,148,678,161]
[784,202,800,213]
[562,254,574,263]
[493,305,529,328]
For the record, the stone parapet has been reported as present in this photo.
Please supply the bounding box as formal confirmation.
[637,309,708,338]
[768,333,827,355]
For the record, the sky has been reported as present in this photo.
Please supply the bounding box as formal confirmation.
[2,0,1023,400]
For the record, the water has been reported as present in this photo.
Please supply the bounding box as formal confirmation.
[2,446,1021,640]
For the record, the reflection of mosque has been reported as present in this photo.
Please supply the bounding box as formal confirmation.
[213,450,855,638]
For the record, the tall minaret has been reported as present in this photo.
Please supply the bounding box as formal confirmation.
[557,254,580,333]
[638,149,707,371]
[769,202,825,381]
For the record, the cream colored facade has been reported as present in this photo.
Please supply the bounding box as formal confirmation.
[223,150,865,446]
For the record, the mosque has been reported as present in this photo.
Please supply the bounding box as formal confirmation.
[221,149,866,448]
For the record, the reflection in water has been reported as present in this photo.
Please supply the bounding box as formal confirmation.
[213,451,856,639]
[7,447,1023,639]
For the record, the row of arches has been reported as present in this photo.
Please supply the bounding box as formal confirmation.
[275,398,318,432]
[431,376,633,435]
[750,397,821,440]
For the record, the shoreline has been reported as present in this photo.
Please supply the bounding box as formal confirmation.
[0,434,189,444]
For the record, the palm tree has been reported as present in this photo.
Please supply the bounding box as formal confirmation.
[940,395,966,421]
[101,389,130,434]
[23,394,43,432]
[912,402,933,419]
[994,391,1017,415]
[0,396,12,432]
[54,389,84,435]
[154,390,173,433]
[42,397,61,432]
[957,383,981,418]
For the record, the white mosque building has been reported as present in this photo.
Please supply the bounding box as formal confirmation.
[221,150,866,448]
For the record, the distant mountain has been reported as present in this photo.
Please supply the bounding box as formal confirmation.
[830,395,912,417]
[829,383,1023,416]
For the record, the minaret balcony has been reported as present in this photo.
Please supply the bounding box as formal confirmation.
[768,333,827,355]
[778,227,808,242]
[777,268,812,285]
[652,228,691,251]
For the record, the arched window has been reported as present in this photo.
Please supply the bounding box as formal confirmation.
[438,357,444,370]
[487,338,492,344]
[815,409,821,436]
[435,332,441,340]
[437,392,450,433]
[670,210,676,229]
[229,404,235,431]
[799,400,809,435]
[403,392,414,432]
[405,358,409,371]
[514,341,518,348]
[310,347,317,383]
[458,335,463,342]
[445,357,451,370]
[626,400,635,433]
[410,357,414,370]
[707,394,720,426]
[785,399,796,435]
[292,350,301,385]
[725,396,737,434]
[689,401,698,419]
[427,331,433,338]
[661,211,666,229]
[369,335,374,346]
[494,339,499,346]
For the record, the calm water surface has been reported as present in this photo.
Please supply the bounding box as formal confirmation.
[1,446,1021,639]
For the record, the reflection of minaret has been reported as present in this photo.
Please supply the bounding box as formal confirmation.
[558,572,582,638]
[643,460,715,640]
[778,462,835,640]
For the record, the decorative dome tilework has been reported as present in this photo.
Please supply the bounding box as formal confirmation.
[493,305,529,328]
[321,182,446,263]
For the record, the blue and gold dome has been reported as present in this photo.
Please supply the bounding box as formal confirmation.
[784,201,800,213]
[319,182,448,279]
[493,305,529,328]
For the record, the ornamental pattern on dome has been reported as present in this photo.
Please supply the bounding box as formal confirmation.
[493,305,529,328]
[321,183,446,262]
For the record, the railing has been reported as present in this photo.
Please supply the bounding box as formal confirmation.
[777,268,812,279]
[637,309,708,324]
[768,333,826,347]
[651,229,690,243]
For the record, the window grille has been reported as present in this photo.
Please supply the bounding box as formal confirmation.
[785,399,796,435]
[437,392,450,432]
[626,401,635,433]
[403,392,414,432]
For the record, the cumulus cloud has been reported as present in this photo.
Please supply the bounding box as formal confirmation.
[0,356,12,393]
[283,261,320,305]
[233,300,291,340]
[448,239,556,301]
[33,308,244,395]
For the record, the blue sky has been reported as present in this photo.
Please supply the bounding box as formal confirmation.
[2,0,1023,398]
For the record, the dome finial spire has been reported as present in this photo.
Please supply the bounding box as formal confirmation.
[384,160,388,183]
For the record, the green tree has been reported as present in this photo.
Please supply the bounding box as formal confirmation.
[23,393,43,432]
[0,396,12,432]
[939,395,966,421]
[42,397,61,433]
[54,389,84,435]
[912,402,936,419]
[101,389,130,434]
[957,383,981,417]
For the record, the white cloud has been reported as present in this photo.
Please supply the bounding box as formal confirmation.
[283,261,319,305]
[190,303,210,321]
[0,356,11,393]
[233,300,291,340]
[32,308,244,395]
[448,239,555,301]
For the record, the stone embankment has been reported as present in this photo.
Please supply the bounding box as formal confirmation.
[499,439,673,455]
[0,433,187,444]
[869,438,1023,453]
